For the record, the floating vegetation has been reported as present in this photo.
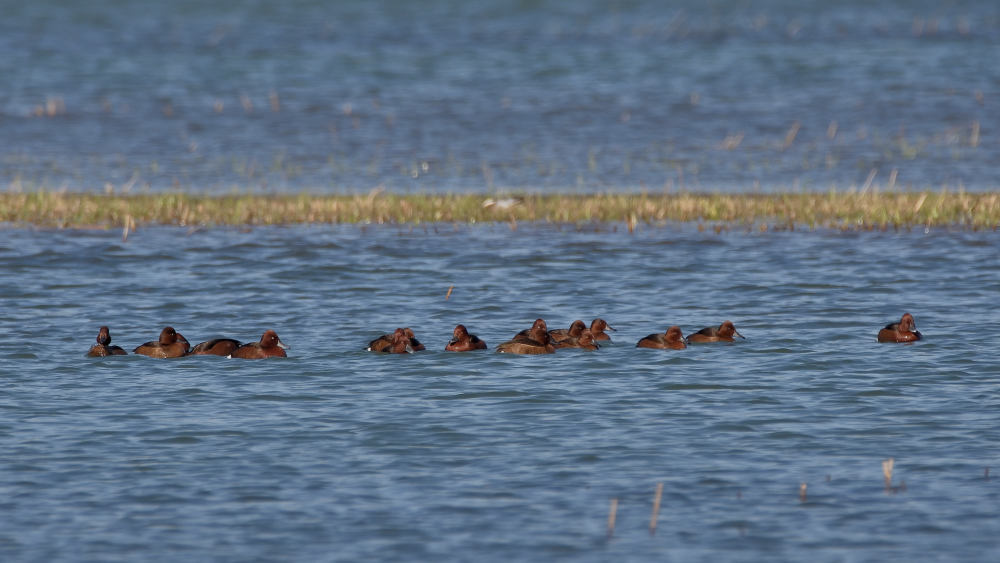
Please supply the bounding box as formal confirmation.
[0,191,998,231]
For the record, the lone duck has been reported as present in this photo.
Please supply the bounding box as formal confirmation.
[877,313,922,343]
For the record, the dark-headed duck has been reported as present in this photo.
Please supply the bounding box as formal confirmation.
[497,325,556,355]
[877,313,922,343]
[230,330,289,359]
[445,325,488,352]
[554,329,600,350]
[636,326,688,350]
[367,327,424,352]
[188,338,242,356]
[589,318,616,341]
[549,320,586,343]
[87,326,127,357]
[688,320,744,343]
[133,326,189,358]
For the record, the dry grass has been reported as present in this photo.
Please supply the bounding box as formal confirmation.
[1,191,999,230]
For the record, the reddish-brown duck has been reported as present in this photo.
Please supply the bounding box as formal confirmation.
[589,318,616,341]
[497,325,556,355]
[687,321,744,343]
[188,338,242,356]
[230,330,289,359]
[445,325,488,352]
[549,320,586,343]
[87,326,127,357]
[133,326,189,358]
[554,329,600,350]
[636,326,688,350]
[877,313,922,343]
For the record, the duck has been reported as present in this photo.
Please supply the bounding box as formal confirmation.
[549,320,586,343]
[877,313,922,343]
[381,328,417,354]
[87,326,127,357]
[589,318,616,341]
[367,327,424,352]
[636,326,688,350]
[445,325,488,352]
[230,330,289,359]
[514,319,548,339]
[188,338,242,356]
[553,329,600,350]
[497,325,556,355]
[687,320,744,343]
[133,326,189,358]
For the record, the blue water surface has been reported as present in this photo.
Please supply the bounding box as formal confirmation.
[1,0,998,193]
[0,224,998,561]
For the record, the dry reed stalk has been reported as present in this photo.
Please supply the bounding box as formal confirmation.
[784,121,801,149]
[799,483,807,502]
[883,458,894,494]
[971,121,980,147]
[445,286,453,300]
[860,169,878,194]
[649,483,663,535]
[607,498,618,538]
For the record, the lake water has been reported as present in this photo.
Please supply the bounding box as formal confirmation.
[1,224,999,560]
[1,0,998,193]
[3,0,999,559]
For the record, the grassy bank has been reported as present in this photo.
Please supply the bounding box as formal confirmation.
[1,191,998,230]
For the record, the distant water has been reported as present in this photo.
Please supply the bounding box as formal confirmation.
[1,225,999,560]
[1,0,998,193]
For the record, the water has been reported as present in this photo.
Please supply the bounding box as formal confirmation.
[1,225,999,560]
[1,0,998,193]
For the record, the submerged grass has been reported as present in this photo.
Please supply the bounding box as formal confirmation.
[1,191,999,231]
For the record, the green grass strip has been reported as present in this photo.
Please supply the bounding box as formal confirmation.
[0,191,998,230]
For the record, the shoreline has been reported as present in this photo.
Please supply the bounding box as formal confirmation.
[1,191,998,231]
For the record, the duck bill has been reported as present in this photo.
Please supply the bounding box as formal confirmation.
[277,340,290,350]
[734,330,745,339]
[607,325,617,332]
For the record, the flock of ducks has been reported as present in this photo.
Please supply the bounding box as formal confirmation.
[86,314,922,359]
[87,327,288,359]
